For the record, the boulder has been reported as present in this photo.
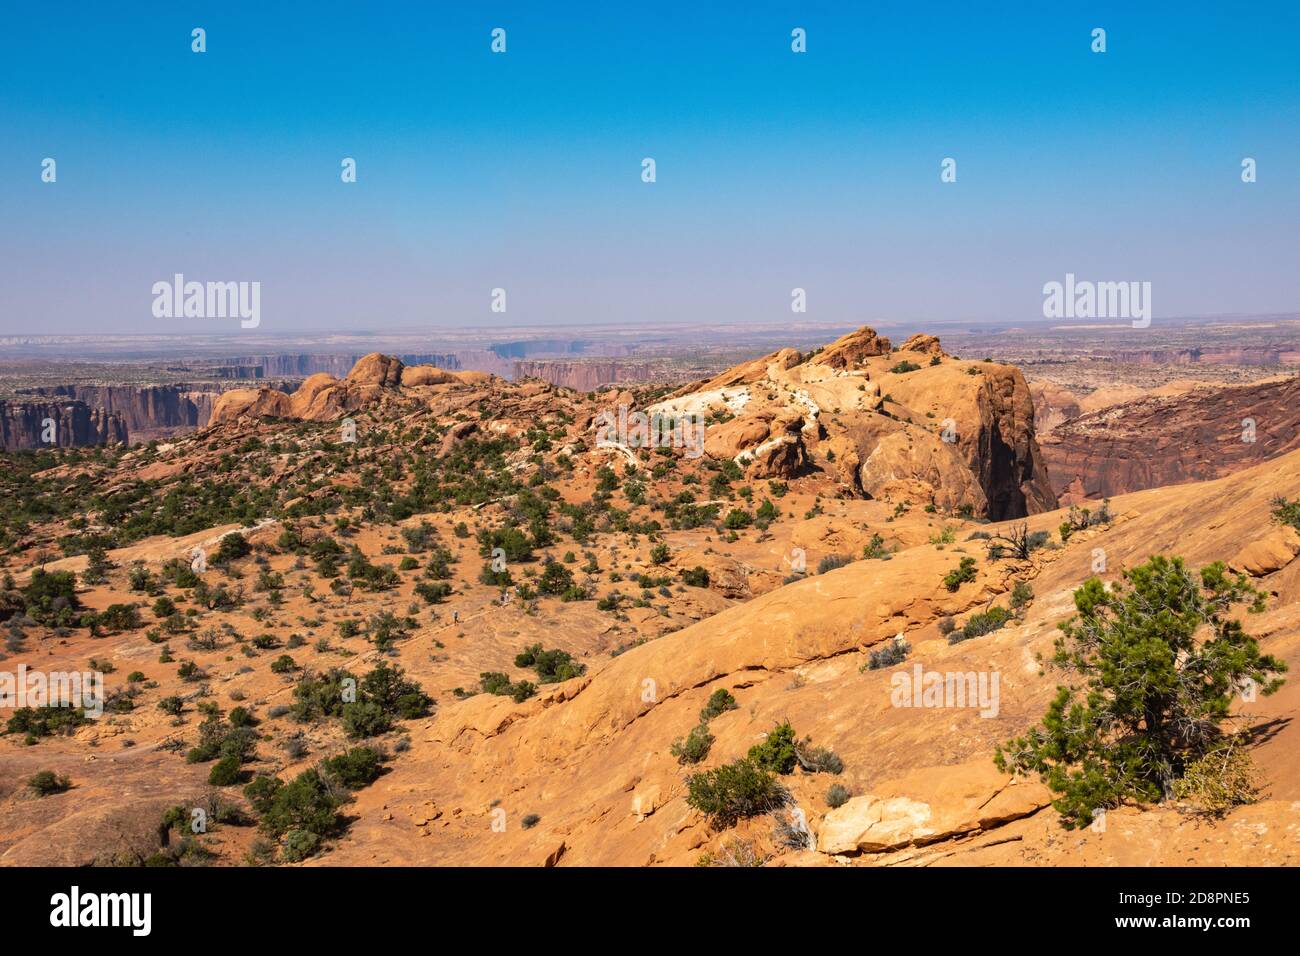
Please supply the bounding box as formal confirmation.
[1230,526,1300,576]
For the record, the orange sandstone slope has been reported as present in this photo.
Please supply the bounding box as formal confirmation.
[319,449,1300,867]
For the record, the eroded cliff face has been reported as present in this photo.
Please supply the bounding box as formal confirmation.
[0,399,127,449]
[1041,375,1300,501]
[19,382,296,443]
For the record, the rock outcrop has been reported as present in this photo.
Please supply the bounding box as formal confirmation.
[656,327,1056,519]
[209,353,494,425]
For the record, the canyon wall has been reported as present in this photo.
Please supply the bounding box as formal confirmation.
[0,399,128,450]
[512,360,680,391]
[1041,376,1300,500]
[8,381,297,447]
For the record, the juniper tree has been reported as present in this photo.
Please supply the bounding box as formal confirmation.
[995,556,1285,828]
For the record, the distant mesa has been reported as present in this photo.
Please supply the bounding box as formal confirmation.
[208,352,494,425]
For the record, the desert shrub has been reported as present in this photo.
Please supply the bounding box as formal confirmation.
[996,556,1285,829]
[479,563,514,587]
[953,605,1014,643]
[1271,496,1300,531]
[985,523,1050,561]
[699,688,737,722]
[862,533,893,560]
[943,557,977,591]
[214,532,251,565]
[28,770,71,796]
[94,603,142,633]
[186,716,256,764]
[291,663,430,731]
[696,838,766,867]
[670,724,714,765]
[825,783,851,808]
[414,581,452,605]
[772,810,814,850]
[477,525,533,563]
[890,360,921,374]
[686,758,787,827]
[722,509,752,530]
[681,566,710,588]
[401,521,437,553]
[514,643,585,683]
[817,553,852,574]
[649,543,671,565]
[795,736,844,774]
[1010,580,1034,612]
[245,768,344,844]
[1169,739,1260,815]
[6,704,89,740]
[22,569,80,626]
[281,828,321,862]
[321,746,384,789]
[747,722,797,774]
[208,755,242,786]
[520,813,541,829]
[937,615,956,636]
[865,637,910,670]
[341,701,391,739]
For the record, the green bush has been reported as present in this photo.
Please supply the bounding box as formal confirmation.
[699,688,737,722]
[681,566,710,588]
[208,755,242,786]
[414,581,452,605]
[943,557,977,591]
[321,747,384,789]
[214,532,251,565]
[514,643,585,683]
[747,722,797,774]
[5,705,89,740]
[244,768,343,843]
[670,724,714,765]
[281,828,321,862]
[28,770,71,796]
[953,605,1013,643]
[341,701,391,739]
[686,758,786,827]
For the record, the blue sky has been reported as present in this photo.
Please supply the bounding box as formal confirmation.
[1,1,1297,335]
